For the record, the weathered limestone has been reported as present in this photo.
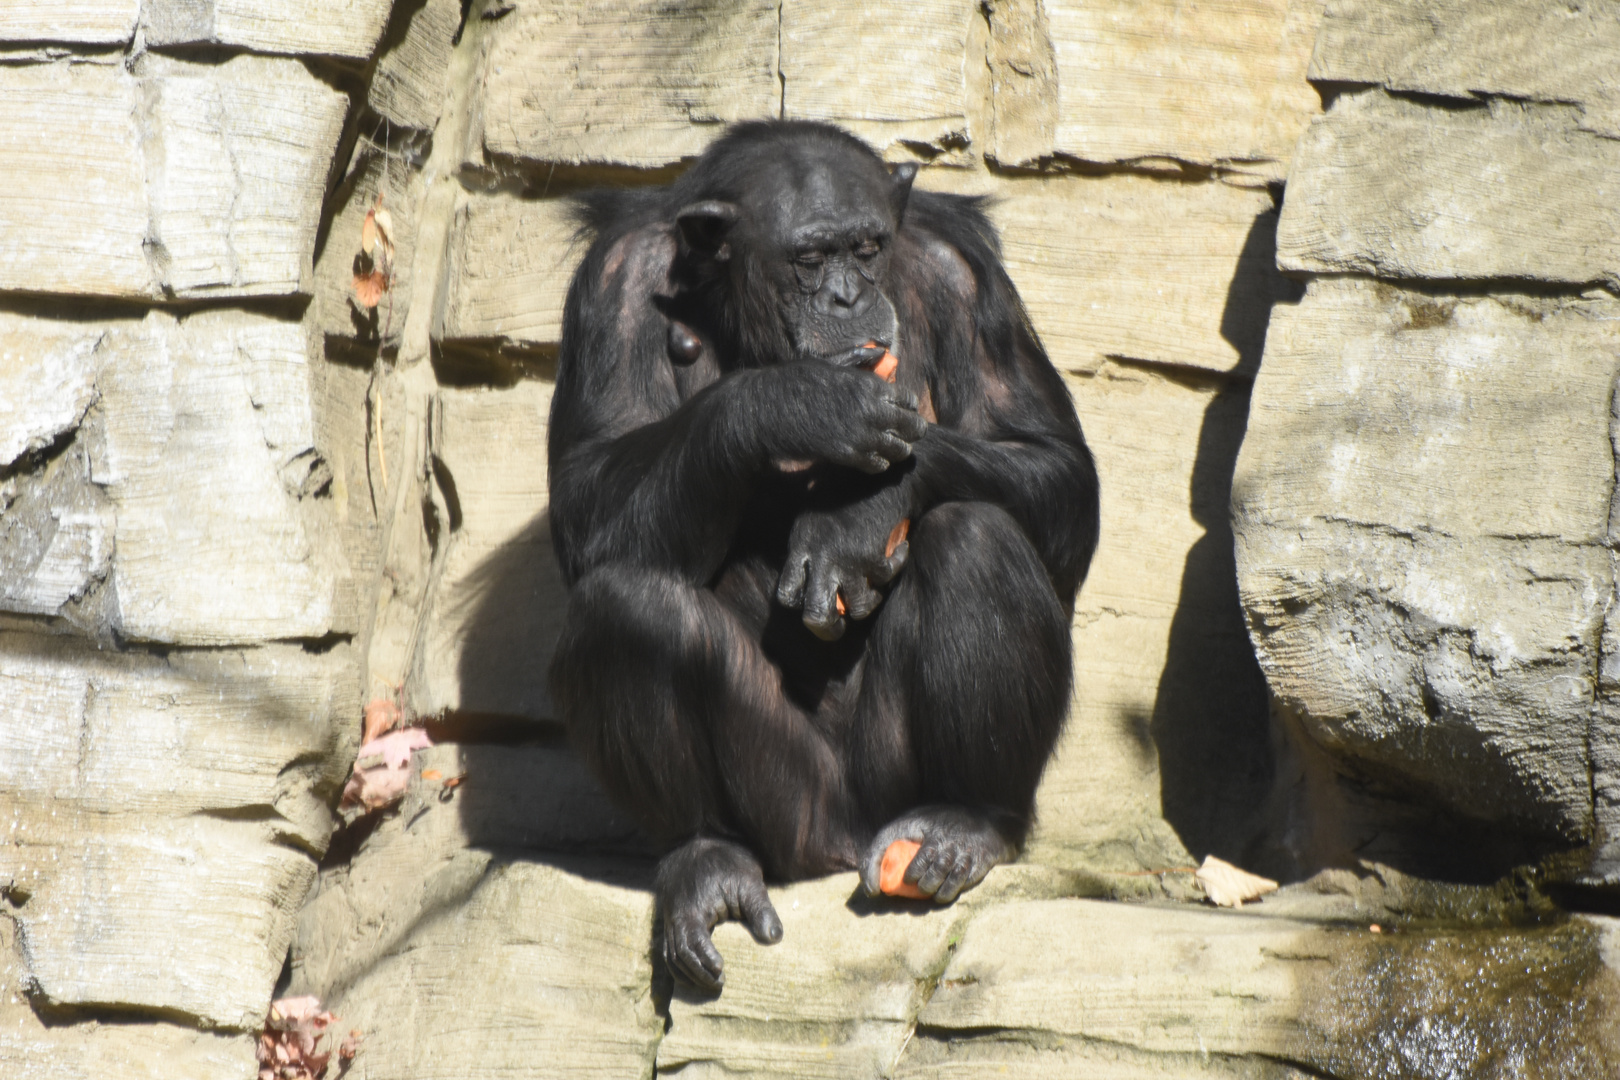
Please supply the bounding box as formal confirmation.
[293,759,661,1080]
[901,897,1620,1077]
[1234,277,1620,840]
[980,172,1295,376]
[1279,90,1620,287]
[0,310,350,644]
[0,56,345,302]
[915,900,1307,1061]
[0,2,137,44]
[0,635,357,1031]
[293,742,644,999]
[472,0,780,170]
[367,0,463,131]
[437,193,581,352]
[1030,368,1270,872]
[438,172,1297,376]
[141,0,395,60]
[407,381,567,723]
[988,0,1324,181]
[659,873,972,1080]
[780,0,977,156]
[1310,0,1620,139]
[2,915,256,1080]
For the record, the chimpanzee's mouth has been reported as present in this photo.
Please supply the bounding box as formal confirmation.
[834,340,891,369]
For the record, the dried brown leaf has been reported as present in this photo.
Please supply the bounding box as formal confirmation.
[362,697,401,744]
[372,207,394,249]
[1194,854,1278,908]
[361,208,379,255]
[353,270,389,309]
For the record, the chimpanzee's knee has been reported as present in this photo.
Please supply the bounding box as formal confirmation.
[896,502,1072,820]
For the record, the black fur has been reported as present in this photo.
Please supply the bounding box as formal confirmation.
[548,120,1099,991]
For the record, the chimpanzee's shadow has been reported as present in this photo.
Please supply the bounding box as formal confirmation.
[448,509,661,877]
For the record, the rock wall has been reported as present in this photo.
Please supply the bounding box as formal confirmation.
[12,0,1617,1077]
[1233,0,1620,882]
[0,3,396,1069]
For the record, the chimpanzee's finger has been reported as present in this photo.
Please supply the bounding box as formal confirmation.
[666,917,724,992]
[888,405,928,443]
[841,577,883,621]
[775,554,809,608]
[738,884,783,944]
[872,432,913,464]
[801,561,847,640]
[934,851,983,904]
[871,540,909,585]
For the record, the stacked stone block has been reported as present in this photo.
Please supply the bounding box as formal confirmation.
[1233,0,1620,877]
[0,5,392,1073]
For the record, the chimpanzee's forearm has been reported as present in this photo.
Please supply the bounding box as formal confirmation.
[902,426,1098,603]
[549,378,772,586]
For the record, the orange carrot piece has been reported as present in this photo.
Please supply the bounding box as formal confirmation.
[885,518,910,559]
[879,839,927,898]
[862,340,899,383]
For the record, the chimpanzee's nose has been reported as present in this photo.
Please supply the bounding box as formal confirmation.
[828,267,864,312]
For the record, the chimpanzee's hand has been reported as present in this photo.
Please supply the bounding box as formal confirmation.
[745,362,928,474]
[776,483,914,640]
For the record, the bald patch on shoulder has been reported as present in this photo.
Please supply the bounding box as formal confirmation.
[601,226,677,292]
[903,229,977,303]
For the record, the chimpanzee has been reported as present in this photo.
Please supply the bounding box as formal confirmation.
[548,120,1098,991]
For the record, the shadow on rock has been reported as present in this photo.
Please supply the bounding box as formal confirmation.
[1149,207,1297,876]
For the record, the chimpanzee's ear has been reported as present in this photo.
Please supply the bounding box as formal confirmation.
[889,162,919,220]
[676,200,739,262]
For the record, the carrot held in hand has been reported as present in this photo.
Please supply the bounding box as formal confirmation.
[863,340,899,383]
[885,518,909,558]
[879,839,927,898]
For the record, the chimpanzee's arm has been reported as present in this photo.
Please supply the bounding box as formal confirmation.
[549,226,926,586]
[899,194,1099,603]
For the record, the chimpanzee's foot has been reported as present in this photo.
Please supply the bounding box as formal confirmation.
[656,837,784,992]
[859,806,1019,903]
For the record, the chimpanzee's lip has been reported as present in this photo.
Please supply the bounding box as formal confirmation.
[833,341,890,368]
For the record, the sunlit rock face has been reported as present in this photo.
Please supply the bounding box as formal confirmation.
[1235,0,1620,878]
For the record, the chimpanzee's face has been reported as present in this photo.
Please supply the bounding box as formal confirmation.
[674,155,916,366]
[758,161,904,364]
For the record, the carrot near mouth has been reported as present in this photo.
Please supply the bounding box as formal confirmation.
[863,340,899,383]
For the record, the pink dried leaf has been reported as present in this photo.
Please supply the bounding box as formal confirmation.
[340,727,434,811]
[268,997,324,1028]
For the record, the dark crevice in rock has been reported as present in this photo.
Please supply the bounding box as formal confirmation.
[1310,79,1374,113]
[460,155,688,198]
[25,993,242,1035]
[1300,271,1614,301]
[985,153,1266,185]
[1383,87,1491,112]
[276,631,355,654]
[0,425,78,484]
[430,339,556,387]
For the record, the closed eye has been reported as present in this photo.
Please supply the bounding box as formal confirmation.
[854,239,880,258]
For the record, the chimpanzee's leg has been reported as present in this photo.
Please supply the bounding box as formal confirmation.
[549,564,862,989]
[851,501,1073,902]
